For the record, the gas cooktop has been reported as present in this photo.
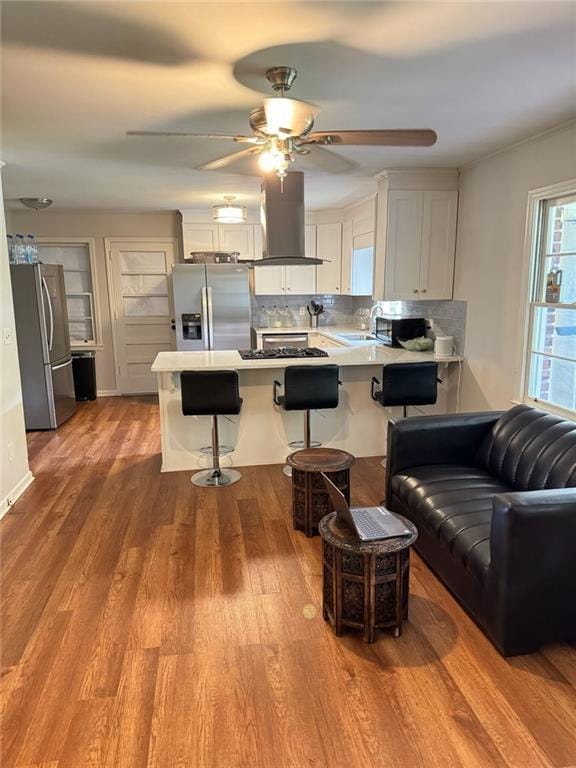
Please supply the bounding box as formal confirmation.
[238,347,329,360]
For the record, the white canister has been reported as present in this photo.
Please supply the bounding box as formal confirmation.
[435,336,454,358]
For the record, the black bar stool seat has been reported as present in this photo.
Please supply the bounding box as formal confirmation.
[371,362,439,417]
[181,370,242,487]
[273,364,340,476]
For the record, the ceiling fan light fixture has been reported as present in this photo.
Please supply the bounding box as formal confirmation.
[263,97,315,138]
[212,195,247,224]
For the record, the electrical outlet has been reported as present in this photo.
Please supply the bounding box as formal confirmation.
[3,327,12,345]
[8,443,14,463]
[299,306,306,317]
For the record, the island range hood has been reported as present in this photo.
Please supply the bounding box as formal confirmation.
[254,171,324,266]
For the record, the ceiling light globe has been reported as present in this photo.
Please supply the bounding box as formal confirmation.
[258,152,277,172]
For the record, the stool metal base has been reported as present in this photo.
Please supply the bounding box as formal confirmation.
[283,465,292,478]
[199,444,234,456]
[191,468,241,487]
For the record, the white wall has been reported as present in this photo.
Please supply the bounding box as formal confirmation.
[7,210,181,393]
[454,123,576,411]
[0,168,33,515]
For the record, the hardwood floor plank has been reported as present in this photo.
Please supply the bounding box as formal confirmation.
[1,396,574,768]
[102,648,158,768]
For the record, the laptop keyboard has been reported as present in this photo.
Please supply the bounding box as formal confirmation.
[353,508,388,539]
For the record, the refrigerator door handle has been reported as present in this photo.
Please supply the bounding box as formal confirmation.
[206,286,214,350]
[52,358,72,371]
[201,286,210,350]
[41,276,54,352]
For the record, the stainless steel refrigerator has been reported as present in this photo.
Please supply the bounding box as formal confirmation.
[172,264,251,351]
[10,263,77,429]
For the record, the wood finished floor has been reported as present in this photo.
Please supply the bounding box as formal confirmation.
[1,396,575,768]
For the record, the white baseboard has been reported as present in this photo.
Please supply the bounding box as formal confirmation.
[0,470,35,519]
[97,389,120,397]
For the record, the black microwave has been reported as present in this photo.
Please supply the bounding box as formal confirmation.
[375,316,428,347]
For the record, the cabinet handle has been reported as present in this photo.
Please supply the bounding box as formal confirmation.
[413,289,418,294]
[421,289,427,294]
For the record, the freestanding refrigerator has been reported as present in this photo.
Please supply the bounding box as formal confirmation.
[10,263,77,429]
[172,264,251,351]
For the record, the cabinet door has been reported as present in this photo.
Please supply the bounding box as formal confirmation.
[182,224,219,259]
[316,223,342,294]
[252,226,285,294]
[384,191,424,300]
[340,220,353,294]
[285,264,316,294]
[218,224,254,261]
[419,191,457,300]
[351,231,374,296]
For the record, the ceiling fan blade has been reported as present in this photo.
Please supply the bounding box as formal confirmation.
[197,146,260,171]
[263,97,316,137]
[297,145,356,174]
[126,130,260,143]
[303,130,438,147]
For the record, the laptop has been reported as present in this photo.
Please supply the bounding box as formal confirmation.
[321,473,413,542]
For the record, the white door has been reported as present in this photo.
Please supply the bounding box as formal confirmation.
[419,190,457,300]
[385,191,424,300]
[108,240,176,394]
[218,224,254,260]
[316,223,342,294]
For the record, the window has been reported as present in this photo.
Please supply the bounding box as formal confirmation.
[524,189,576,417]
[36,238,102,347]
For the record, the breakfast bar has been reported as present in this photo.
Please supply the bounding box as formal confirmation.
[152,343,461,472]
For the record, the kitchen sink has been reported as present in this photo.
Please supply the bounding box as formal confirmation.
[338,333,378,341]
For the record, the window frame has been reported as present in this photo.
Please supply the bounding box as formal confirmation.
[518,180,576,420]
[35,236,103,349]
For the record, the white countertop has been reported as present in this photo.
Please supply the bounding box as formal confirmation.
[152,344,461,373]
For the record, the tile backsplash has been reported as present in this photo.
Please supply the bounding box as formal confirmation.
[251,295,467,354]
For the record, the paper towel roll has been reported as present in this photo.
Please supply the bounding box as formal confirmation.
[435,336,454,358]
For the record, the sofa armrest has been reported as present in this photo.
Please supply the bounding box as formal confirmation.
[484,488,576,655]
[386,411,503,500]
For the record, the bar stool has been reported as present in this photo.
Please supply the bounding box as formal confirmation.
[371,362,439,467]
[273,365,340,477]
[181,370,242,487]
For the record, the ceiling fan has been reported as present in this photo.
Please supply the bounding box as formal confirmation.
[127,66,437,180]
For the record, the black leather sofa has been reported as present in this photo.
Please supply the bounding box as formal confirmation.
[386,404,576,656]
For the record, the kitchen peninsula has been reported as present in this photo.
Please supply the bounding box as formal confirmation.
[152,341,461,472]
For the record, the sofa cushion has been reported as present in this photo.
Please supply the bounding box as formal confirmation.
[391,465,512,583]
[476,404,576,490]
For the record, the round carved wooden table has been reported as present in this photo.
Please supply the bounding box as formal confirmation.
[319,512,418,643]
[287,448,355,538]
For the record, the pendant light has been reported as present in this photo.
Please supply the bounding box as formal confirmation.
[212,195,247,224]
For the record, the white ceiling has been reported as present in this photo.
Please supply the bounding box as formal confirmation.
[2,1,575,212]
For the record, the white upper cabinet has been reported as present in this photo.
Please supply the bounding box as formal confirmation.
[218,224,255,261]
[385,191,425,299]
[182,224,219,256]
[252,223,316,295]
[374,171,458,301]
[316,222,342,294]
[419,190,457,299]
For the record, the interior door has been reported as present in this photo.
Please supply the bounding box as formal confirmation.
[109,240,176,394]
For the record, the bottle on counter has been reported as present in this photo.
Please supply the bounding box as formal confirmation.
[281,306,295,327]
[258,306,271,328]
[269,306,282,328]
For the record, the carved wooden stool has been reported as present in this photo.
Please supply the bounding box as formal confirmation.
[319,512,418,643]
[287,448,354,538]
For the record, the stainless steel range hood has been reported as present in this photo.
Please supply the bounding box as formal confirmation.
[253,171,324,266]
